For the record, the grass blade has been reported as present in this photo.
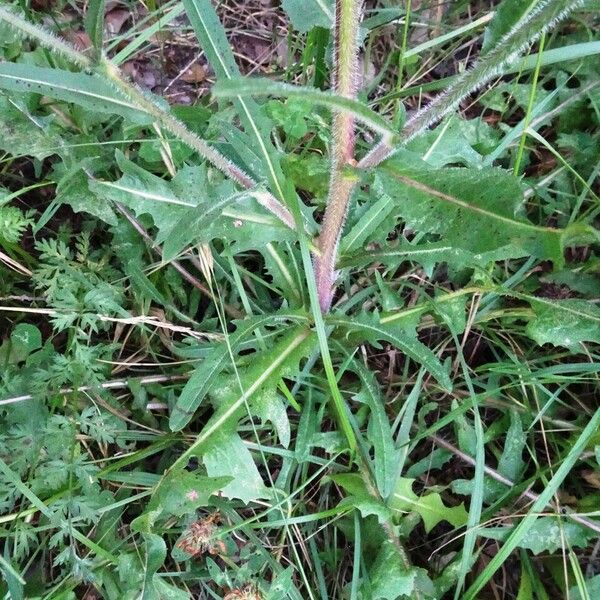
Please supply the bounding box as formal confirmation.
[85,0,105,59]
[463,408,600,600]
[213,78,397,139]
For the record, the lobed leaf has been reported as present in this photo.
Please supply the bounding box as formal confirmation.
[480,518,597,555]
[170,311,310,432]
[524,297,600,350]
[376,153,591,267]
[390,478,468,533]
[348,358,399,499]
[329,311,451,391]
[203,430,268,503]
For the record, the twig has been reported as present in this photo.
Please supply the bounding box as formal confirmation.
[0,374,190,407]
[429,433,600,535]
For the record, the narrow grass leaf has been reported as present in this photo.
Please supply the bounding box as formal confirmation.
[84,0,105,58]
[214,78,397,139]
[463,408,600,600]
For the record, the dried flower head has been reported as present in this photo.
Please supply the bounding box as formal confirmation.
[176,512,226,558]
[223,583,262,600]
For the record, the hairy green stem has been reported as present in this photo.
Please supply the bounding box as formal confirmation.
[314,0,363,312]
[359,0,588,168]
[0,6,295,230]
[99,62,295,228]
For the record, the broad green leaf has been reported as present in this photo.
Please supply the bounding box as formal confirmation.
[377,153,590,266]
[281,0,333,32]
[213,78,397,138]
[433,552,479,599]
[162,187,269,261]
[203,430,267,503]
[390,478,468,533]
[10,323,42,360]
[525,298,600,350]
[147,471,230,517]
[169,311,309,431]
[172,327,314,467]
[139,533,166,600]
[349,359,398,499]
[329,311,451,391]
[331,472,393,523]
[90,152,200,243]
[0,95,62,160]
[483,0,536,52]
[153,579,192,600]
[94,153,292,257]
[496,412,526,482]
[266,567,295,600]
[405,115,488,167]
[207,326,314,445]
[480,518,597,555]
[568,575,600,600]
[0,63,150,123]
[170,346,233,432]
[130,513,167,600]
[54,168,118,226]
[454,411,526,503]
[368,540,434,600]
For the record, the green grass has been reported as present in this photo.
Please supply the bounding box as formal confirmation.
[0,1,599,599]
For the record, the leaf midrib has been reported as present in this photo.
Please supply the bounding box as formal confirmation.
[384,169,560,235]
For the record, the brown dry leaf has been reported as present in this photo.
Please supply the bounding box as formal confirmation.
[106,8,130,35]
[180,63,208,84]
[121,61,138,79]
[582,470,600,488]
[556,490,578,505]
[62,30,92,51]
[121,61,157,89]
